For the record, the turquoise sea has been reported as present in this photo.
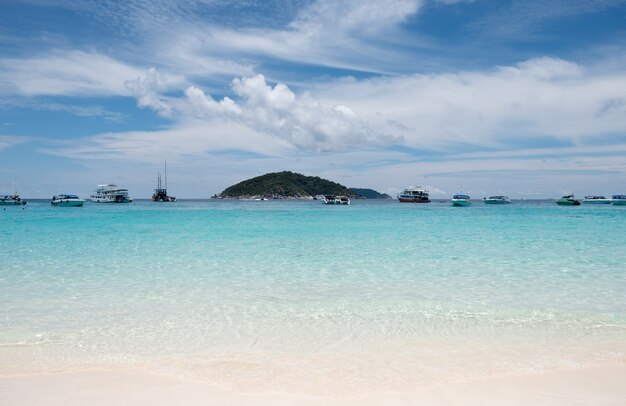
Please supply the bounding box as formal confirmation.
[1,200,625,394]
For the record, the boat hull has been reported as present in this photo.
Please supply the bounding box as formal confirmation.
[612,200,626,205]
[52,200,85,207]
[451,200,471,207]
[398,198,431,203]
[484,200,511,204]
[583,200,611,204]
[88,198,133,203]
[556,201,580,206]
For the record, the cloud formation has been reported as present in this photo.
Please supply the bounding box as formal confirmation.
[128,71,391,152]
[312,56,626,149]
[123,56,626,156]
[124,67,174,116]
[0,135,28,151]
[0,51,145,97]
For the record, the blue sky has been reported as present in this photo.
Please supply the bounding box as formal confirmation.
[1,0,625,198]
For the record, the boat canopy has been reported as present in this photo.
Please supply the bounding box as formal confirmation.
[453,194,470,199]
[612,195,626,199]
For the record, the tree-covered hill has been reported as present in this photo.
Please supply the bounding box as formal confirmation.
[349,188,392,199]
[216,171,357,198]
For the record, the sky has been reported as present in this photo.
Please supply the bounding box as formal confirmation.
[1,0,626,198]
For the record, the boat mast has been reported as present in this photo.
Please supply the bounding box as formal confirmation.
[164,161,168,191]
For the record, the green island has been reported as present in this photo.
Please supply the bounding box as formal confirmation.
[349,188,392,199]
[215,171,362,199]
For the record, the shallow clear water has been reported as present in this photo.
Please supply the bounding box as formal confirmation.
[1,200,625,393]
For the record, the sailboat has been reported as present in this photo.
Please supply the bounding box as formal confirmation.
[152,162,176,202]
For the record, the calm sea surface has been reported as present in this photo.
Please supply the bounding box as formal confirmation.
[1,199,625,393]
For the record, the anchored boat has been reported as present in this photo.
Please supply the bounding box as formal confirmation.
[484,196,511,204]
[0,193,27,205]
[88,184,133,203]
[397,186,430,203]
[152,162,176,202]
[451,194,471,207]
[51,194,85,207]
[583,195,611,204]
[322,195,350,205]
[611,195,626,205]
[556,195,581,206]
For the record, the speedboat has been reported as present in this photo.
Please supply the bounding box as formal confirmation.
[583,195,611,204]
[0,193,27,205]
[484,196,511,204]
[322,195,350,205]
[611,195,626,205]
[556,195,581,206]
[451,194,471,207]
[397,186,430,203]
[51,194,85,207]
[88,184,133,203]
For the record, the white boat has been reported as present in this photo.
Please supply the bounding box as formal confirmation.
[611,195,626,205]
[88,184,133,203]
[583,195,612,204]
[322,195,350,205]
[0,193,27,205]
[484,196,511,204]
[397,186,430,203]
[451,194,471,207]
[51,194,85,207]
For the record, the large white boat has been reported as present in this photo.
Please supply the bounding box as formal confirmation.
[583,195,612,204]
[88,184,133,203]
[51,194,85,207]
[612,195,626,205]
[451,194,471,207]
[397,186,430,203]
[322,195,350,205]
[484,196,511,204]
[0,193,27,205]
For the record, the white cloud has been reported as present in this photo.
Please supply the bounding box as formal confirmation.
[311,56,626,148]
[42,120,291,163]
[130,72,394,152]
[225,74,388,152]
[0,135,28,151]
[0,100,123,122]
[289,0,421,37]
[0,51,148,97]
[144,0,425,75]
[40,103,123,122]
[184,87,241,116]
[124,67,175,116]
[54,56,626,161]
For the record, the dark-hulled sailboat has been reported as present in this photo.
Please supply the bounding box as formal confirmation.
[152,162,176,202]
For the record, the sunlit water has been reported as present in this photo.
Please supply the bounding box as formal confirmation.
[1,199,625,394]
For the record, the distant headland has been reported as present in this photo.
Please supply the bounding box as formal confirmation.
[212,171,387,200]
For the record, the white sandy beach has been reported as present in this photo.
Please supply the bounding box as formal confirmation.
[1,365,624,405]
